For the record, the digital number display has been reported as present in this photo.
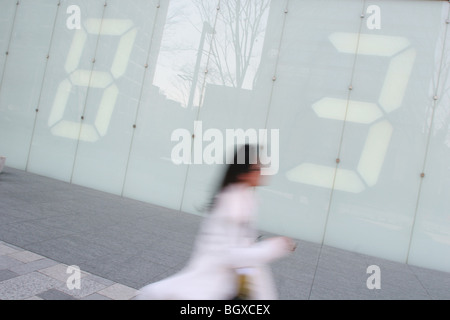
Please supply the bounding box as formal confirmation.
[287,33,416,193]
[48,18,137,142]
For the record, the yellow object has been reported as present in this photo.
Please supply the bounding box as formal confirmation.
[236,274,250,300]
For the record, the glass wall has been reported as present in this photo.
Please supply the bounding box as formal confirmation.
[0,0,449,273]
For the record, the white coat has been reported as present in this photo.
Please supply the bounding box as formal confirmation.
[136,183,292,300]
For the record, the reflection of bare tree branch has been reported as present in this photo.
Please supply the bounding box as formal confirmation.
[192,0,216,32]
[174,67,193,107]
[195,0,270,89]
[240,0,270,88]
[430,25,450,146]
[158,0,270,107]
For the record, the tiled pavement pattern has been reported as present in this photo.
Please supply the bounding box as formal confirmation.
[0,241,138,300]
[1,167,450,300]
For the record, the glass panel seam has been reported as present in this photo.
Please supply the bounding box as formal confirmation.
[69,1,108,183]
[121,0,162,197]
[178,0,222,212]
[25,0,62,172]
[308,0,367,300]
[406,3,450,264]
[0,0,20,94]
[262,0,290,130]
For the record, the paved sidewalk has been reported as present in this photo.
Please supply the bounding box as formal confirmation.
[1,166,450,300]
[0,240,139,300]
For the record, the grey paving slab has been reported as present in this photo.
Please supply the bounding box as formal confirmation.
[0,269,20,282]
[55,277,108,299]
[0,242,22,254]
[274,276,311,300]
[78,225,156,255]
[24,295,44,300]
[84,273,116,287]
[0,243,20,255]
[10,258,60,276]
[31,201,86,217]
[54,199,151,225]
[0,271,61,300]
[317,245,373,275]
[0,255,24,269]
[77,253,137,278]
[310,249,372,297]
[1,202,75,220]
[96,283,139,300]
[8,250,45,263]
[80,293,112,300]
[373,283,431,300]
[138,244,192,268]
[101,255,173,289]
[360,259,430,297]
[310,267,376,300]
[146,264,185,284]
[0,211,35,226]
[309,283,380,300]
[2,189,78,208]
[38,263,89,283]
[153,215,202,238]
[271,255,317,284]
[128,217,198,247]
[23,234,118,266]
[379,269,427,292]
[37,213,113,235]
[409,265,450,300]
[150,236,194,259]
[0,221,74,248]
[37,288,77,300]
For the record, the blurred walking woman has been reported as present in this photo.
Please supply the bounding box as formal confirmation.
[136,144,295,300]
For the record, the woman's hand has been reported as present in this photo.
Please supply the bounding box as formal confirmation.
[272,236,297,252]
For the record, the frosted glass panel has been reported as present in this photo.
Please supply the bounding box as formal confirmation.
[324,0,445,262]
[70,0,159,194]
[256,0,363,242]
[180,0,286,215]
[122,0,219,210]
[0,0,57,170]
[27,0,105,181]
[408,6,450,272]
[0,0,16,82]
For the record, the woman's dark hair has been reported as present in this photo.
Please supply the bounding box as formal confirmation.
[218,143,258,192]
[204,143,259,212]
